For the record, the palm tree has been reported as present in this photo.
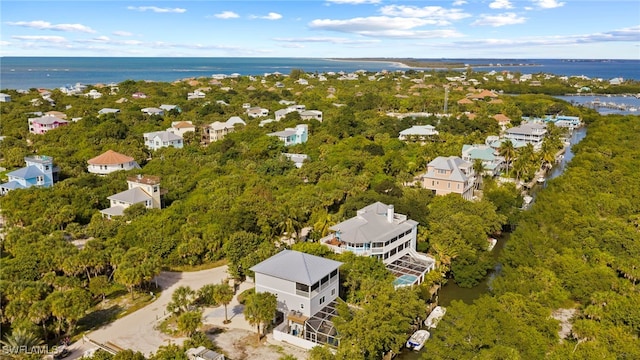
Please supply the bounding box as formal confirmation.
[539,138,557,170]
[213,283,235,324]
[0,328,43,350]
[472,159,486,190]
[29,300,51,342]
[313,210,334,239]
[498,139,516,177]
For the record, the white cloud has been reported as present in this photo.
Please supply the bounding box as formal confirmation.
[452,0,467,5]
[126,6,186,13]
[0,41,11,46]
[326,0,381,4]
[214,11,240,19]
[532,0,565,9]
[311,16,442,32]
[471,13,526,27]
[379,5,471,22]
[253,12,283,20]
[274,36,380,44]
[7,20,95,33]
[113,31,133,37]
[12,35,68,43]
[489,0,514,9]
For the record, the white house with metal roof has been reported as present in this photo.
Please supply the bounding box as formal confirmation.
[461,144,504,176]
[100,175,162,219]
[321,202,435,287]
[143,130,184,150]
[251,250,342,349]
[504,122,547,148]
[398,125,439,141]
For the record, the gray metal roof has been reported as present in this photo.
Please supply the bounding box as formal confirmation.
[329,202,418,245]
[250,250,342,285]
[144,130,182,142]
[424,156,471,183]
[107,187,151,204]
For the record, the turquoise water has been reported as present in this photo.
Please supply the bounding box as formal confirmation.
[2,57,638,90]
[394,274,418,286]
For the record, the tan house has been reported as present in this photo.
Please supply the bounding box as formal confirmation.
[202,117,246,144]
[100,175,163,219]
[168,121,196,137]
[421,156,475,200]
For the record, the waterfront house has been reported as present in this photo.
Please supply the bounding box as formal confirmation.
[504,122,547,147]
[398,125,439,141]
[268,124,308,146]
[168,121,196,137]
[28,116,69,135]
[87,150,140,175]
[461,144,504,176]
[84,89,103,99]
[202,117,246,144]
[251,250,342,349]
[0,155,57,195]
[143,130,184,150]
[421,156,475,200]
[100,175,162,219]
[0,93,11,102]
[321,202,435,287]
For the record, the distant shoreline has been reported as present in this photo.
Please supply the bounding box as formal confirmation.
[329,58,543,70]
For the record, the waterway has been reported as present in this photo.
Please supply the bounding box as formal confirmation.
[396,125,588,360]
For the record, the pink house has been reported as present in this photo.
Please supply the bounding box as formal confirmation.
[28,116,69,135]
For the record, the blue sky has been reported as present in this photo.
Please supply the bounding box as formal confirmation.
[1,0,639,59]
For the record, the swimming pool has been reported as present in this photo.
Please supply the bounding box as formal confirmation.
[394,274,417,286]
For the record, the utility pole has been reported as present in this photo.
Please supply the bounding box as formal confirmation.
[443,86,449,114]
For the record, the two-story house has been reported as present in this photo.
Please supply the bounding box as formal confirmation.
[87,150,140,175]
[28,116,69,135]
[0,155,57,195]
[143,130,184,150]
[421,156,475,200]
[202,117,246,144]
[321,202,435,287]
[251,250,342,349]
[100,175,162,219]
[267,124,308,146]
[167,121,196,138]
[504,123,547,148]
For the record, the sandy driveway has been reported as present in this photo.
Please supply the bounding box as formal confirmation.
[66,265,308,359]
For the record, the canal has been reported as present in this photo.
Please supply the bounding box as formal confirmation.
[396,125,588,360]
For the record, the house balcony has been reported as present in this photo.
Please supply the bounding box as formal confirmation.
[321,235,372,256]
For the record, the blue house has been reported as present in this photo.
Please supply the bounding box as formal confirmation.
[268,124,308,146]
[0,155,56,195]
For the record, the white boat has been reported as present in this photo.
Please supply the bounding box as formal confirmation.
[425,306,447,329]
[537,177,545,184]
[406,330,430,351]
[523,195,533,204]
[487,238,498,251]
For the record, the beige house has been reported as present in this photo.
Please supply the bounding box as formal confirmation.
[202,117,246,144]
[100,175,163,219]
[168,121,196,137]
[421,156,475,200]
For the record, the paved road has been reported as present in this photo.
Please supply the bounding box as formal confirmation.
[67,266,235,359]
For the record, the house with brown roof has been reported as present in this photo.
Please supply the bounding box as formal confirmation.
[168,121,196,137]
[493,114,511,127]
[468,89,499,100]
[87,150,140,175]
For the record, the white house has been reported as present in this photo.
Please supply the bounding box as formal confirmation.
[251,250,342,349]
[300,110,323,123]
[504,122,547,147]
[0,93,11,102]
[87,150,140,175]
[321,202,435,287]
[168,121,196,137]
[398,125,439,141]
[141,107,164,116]
[98,108,120,115]
[143,130,184,150]
[100,175,162,219]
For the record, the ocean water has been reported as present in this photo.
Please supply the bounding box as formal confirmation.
[1,57,638,90]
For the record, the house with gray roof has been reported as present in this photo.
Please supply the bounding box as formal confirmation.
[202,117,246,144]
[398,125,439,141]
[461,144,504,176]
[141,107,165,116]
[321,202,435,287]
[504,122,547,148]
[251,250,342,349]
[267,124,308,146]
[421,156,475,200]
[100,175,163,219]
[143,130,184,150]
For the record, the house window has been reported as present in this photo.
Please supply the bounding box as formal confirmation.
[457,184,461,189]
[120,164,124,169]
[319,296,325,305]
[331,289,335,296]
[431,181,435,186]
[36,175,44,183]
[448,182,451,189]
[154,186,158,193]
[45,165,50,171]
[300,304,304,309]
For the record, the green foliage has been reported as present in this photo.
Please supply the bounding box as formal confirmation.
[243,291,277,339]
[177,310,202,336]
[167,286,196,315]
